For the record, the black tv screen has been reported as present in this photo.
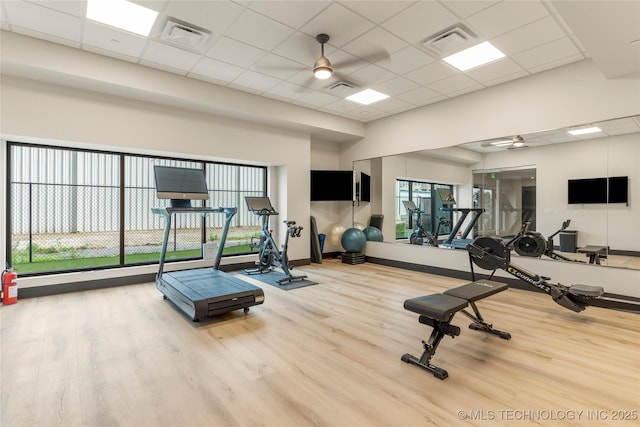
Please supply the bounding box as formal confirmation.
[568,178,607,204]
[360,172,371,202]
[608,176,628,203]
[310,170,354,201]
[154,165,208,207]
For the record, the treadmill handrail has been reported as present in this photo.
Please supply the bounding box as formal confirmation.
[151,206,237,279]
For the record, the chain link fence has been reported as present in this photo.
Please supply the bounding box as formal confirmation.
[8,143,266,275]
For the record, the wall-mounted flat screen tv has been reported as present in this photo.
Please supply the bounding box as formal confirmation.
[310,170,354,201]
[608,176,628,203]
[568,176,628,204]
[360,172,371,202]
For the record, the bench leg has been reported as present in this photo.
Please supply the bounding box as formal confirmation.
[401,318,460,380]
[460,302,511,340]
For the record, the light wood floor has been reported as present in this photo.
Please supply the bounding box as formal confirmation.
[2,260,639,426]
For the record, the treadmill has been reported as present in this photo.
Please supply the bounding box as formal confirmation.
[151,165,264,322]
[436,188,484,250]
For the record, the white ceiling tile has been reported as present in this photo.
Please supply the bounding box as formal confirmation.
[139,59,190,75]
[9,26,80,48]
[189,57,245,84]
[481,70,529,87]
[162,0,244,35]
[378,45,436,75]
[492,16,567,56]
[273,32,325,66]
[300,3,375,47]
[344,106,386,122]
[249,1,330,29]
[224,9,295,51]
[322,99,362,114]
[440,1,499,19]
[326,49,370,76]
[345,63,396,87]
[342,27,408,61]
[372,76,420,96]
[414,94,448,106]
[83,21,148,59]
[341,1,414,24]
[81,45,138,64]
[405,61,457,86]
[465,0,549,39]
[526,53,584,74]
[142,41,201,72]
[206,36,267,68]
[30,0,84,17]
[371,97,412,113]
[464,58,525,83]
[253,54,306,80]
[512,37,581,70]
[396,87,443,104]
[294,90,341,108]
[229,70,282,93]
[443,82,484,98]
[263,81,307,101]
[428,74,479,95]
[4,0,82,43]
[381,1,459,44]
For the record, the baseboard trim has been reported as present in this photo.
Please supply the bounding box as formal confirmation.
[18,259,312,299]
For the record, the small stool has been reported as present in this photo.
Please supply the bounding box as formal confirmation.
[577,245,608,264]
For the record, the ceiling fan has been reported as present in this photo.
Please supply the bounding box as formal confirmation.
[254,32,389,91]
[312,34,333,80]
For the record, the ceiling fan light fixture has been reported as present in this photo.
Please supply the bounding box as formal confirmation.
[313,56,333,80]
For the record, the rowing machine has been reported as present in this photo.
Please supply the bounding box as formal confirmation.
[466,237,640,313]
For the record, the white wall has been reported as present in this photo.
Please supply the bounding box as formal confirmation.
[1,75,312,289]
[309,140,353,253]
[342,60,640,164]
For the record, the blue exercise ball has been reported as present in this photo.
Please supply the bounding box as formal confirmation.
[363,226,383,242]
[341,227,367,253]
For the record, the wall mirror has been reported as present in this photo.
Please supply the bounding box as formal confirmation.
[353,115,640,270]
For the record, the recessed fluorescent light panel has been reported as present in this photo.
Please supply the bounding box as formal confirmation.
[346,89,389,105]
[568,126,602,136]
[442,41,505,71]
[490,139,513,146]
[87,0,158,36]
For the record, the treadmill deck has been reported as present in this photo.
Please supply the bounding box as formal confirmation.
[157,268,264,321]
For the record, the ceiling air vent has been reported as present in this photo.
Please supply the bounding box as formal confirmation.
[160,18,212,52]
[327,81,357,96]
[421,24,477,57]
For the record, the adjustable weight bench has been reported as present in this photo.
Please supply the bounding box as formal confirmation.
[401,279,511,380]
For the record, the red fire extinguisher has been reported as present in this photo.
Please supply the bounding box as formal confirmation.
[2,266,18,305]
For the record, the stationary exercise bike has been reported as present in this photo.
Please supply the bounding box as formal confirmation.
[466,236,640,313]
[513,219,584,262]
[403,200,437,246]
[245,196,307,285]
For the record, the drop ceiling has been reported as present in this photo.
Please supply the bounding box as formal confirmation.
[1,0,638,123]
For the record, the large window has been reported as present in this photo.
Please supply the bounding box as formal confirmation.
[396,179,453,240]
[7,143,266,275]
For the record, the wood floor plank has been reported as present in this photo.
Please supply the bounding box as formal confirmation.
[1,259,638,426]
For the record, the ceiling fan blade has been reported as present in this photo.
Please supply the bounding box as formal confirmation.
[334,50,391,69]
